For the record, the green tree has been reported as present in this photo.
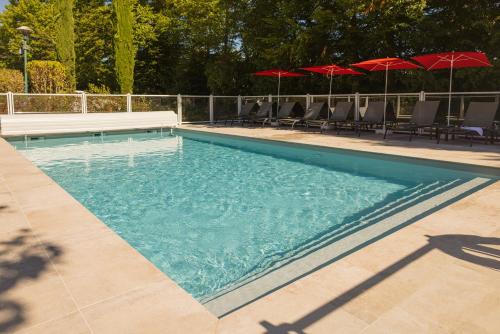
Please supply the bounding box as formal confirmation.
[113,0,136,93]
[55,0,76,90]
[0,0,57,69]
[74,0,115,91]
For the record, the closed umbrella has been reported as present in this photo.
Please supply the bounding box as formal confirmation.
[352,57,421,130]
[254,69,304,121]
[411,51,492,126]
[301,64,363,119]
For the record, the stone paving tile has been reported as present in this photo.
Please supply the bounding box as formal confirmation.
[358,306,449,334]
[0,275,78,332]
[81,280,218,334]
[9,184,79,212]
[49,232,168,308]
[0,188,30,234]
[15,312,91,334]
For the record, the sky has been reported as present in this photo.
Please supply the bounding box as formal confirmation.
[0,0,7,11]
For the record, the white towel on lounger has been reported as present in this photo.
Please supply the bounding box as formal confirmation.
[461,127,483,136]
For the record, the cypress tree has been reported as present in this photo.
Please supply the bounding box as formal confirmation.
[55,0,76,90]
[113,0,136,94]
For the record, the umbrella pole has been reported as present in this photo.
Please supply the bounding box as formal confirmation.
[383,65,388,131]
[277,73,281,121]
[447,63,454,127]
[328,73,333,120]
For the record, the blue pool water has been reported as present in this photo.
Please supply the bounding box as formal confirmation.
[9,130,491,301]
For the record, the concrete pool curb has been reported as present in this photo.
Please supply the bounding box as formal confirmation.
[1,128,499,333]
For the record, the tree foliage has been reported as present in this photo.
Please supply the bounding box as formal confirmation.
[0,0,497,94]
[0,68,24,92]
[55,0,76,90]
[27,60,70,93]
[113,0,136,93]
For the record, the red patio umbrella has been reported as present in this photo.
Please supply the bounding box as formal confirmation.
[254,69,304,120]
[352,57,421,129]
[301,64,363,119]
[411,51,492,126]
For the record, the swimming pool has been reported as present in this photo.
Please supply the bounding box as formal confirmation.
[9,130,496,316]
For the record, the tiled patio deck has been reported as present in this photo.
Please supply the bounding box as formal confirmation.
[0,126,499,333]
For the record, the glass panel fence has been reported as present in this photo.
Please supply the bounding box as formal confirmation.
[275,95,308,110]
[13,94,82,113]
[358,95,398,118]
[425,93,500,123]
[214,96,238,121]
[239,96,270,118]
[182,96,210,122]
[398,95,420,118]
[131,95,177,112]
[311,95,353,108]
[0,94,7,115]
[87,95,127,113]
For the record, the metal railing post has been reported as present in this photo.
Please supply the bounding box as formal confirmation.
[177,94,183,125]
[237,95,242,115]
[459,95,465,119]
[397,94,401,118]
[209,94,214,124]
[306,94,310,109]
[354,92,360,121]
[268,94,273,118]
[7,92,14,115]
[419,91,425,101]
[127,94,132,112]
[81,92,87,114]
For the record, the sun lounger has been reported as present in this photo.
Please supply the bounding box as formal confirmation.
[278,102,328,128]
[306,101,355,133]
[273,102,305,126]
[384,101,440,141]
[249,102,276,126]
[437,101,499,146]
[226,102,259,126]
[355,101,395,136]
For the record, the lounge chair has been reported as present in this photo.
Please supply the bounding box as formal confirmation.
[226,102,259,126]
[274,102,305,126]
[249,102,276,126]
[437,101,499,146]
[354,101,395,137]
[279,102,328,129]
[306,101,354,134]
[384,101,440,141]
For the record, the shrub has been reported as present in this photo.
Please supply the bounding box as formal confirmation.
[86,84,126,113]
[27,60,71,93]
[86,83,111,94]
[0,68,24,92]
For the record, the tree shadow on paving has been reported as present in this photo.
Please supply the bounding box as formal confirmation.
[0,228,63,332]
[260,234,500,334]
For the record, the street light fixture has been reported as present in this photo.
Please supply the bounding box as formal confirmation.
[16,26,33,94]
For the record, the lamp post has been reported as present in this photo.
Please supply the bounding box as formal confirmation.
[16,26,33,94]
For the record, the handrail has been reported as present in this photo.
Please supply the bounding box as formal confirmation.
[2,91,498,125]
